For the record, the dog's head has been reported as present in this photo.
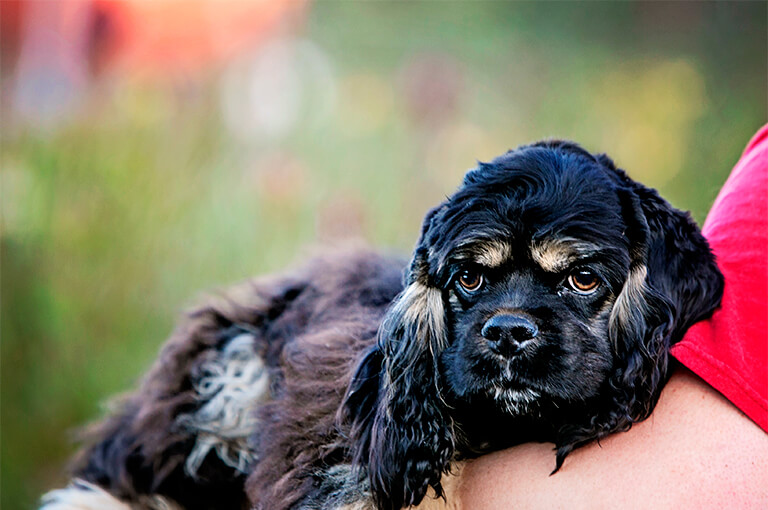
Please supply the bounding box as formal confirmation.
[341,140,723,510]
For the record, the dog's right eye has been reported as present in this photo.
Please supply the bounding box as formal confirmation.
[566,269,601,295]
[457,269,485,293]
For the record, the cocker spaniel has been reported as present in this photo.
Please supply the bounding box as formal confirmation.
[42,140,723,510]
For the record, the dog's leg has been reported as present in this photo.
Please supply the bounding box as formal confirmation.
[40,275,308,510]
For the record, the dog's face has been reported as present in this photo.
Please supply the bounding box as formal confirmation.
[343,140,724,510]
[440,240,621,413]
[433,149,634,414]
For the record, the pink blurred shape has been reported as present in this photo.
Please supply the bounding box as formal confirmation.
[1,0,309,127]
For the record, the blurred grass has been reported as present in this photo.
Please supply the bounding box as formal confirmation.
[2,2,766,508]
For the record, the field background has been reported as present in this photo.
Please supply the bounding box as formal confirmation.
[2,1,766,508]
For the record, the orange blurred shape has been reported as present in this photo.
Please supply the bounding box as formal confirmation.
[1,1,308,79]
[91,0,308,76]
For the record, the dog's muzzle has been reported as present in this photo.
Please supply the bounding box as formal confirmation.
[481,314,538,356]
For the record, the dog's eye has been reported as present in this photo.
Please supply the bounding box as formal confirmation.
[457,269,484,292]
[567,270,600,294]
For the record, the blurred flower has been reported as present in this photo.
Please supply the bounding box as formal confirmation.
[6,0,91,130]
[87,0,308,77]
[220,38,337,142]
[315,192,367,242]
[398,52,464,127]
[247,150,309,204]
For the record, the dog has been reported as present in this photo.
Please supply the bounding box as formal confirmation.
[42,140,723,510]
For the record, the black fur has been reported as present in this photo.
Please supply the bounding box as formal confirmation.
[341,140,723,509]
[48,141,723,510]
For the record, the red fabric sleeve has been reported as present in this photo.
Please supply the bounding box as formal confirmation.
[670,124,768,432]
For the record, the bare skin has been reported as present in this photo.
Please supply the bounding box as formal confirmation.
[417,367,768,510]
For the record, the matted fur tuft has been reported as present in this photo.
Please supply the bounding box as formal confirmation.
[177,332,267,476]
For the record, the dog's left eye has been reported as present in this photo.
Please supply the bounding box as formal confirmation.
[566,270,601,295]
[457,269,485,293]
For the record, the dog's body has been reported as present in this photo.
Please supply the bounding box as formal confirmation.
[43,141,723,510]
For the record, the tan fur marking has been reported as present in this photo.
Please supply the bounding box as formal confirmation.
[399,282,446,350]
[610,265,649,325]
[474,240,513,268]
[383,281,448,409]
[530,238,599,272]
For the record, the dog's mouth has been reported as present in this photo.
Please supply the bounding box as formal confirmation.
[488,384,542,415]
[486,345,543,382]
[482,373,543,416]
[475,356,546,413]
[440,334,553,413]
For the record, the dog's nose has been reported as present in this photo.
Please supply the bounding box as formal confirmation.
[481,314,538,355]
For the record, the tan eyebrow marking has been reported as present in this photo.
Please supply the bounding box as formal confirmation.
[473,240,513,268]
[530,238,599,272]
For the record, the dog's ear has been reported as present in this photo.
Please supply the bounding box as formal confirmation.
[599,154,724,336]
[342,205,455,510]
[555,155,724,467]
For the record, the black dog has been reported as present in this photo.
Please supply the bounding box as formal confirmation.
[42,140,723,510]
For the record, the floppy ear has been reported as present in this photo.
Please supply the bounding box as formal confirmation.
[555,156,724,467]
[600,154,724,340]
[341,207,455,510]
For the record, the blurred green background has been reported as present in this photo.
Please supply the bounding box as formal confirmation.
[1,1,766,508]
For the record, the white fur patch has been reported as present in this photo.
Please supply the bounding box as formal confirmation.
[491,385,541,415]
[176,333,268,477]
[40,480,181,510]
[40,481,132,510]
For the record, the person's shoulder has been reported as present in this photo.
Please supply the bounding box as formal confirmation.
[448,368,768,509]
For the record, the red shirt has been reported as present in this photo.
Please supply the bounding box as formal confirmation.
[671,124,768,432]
